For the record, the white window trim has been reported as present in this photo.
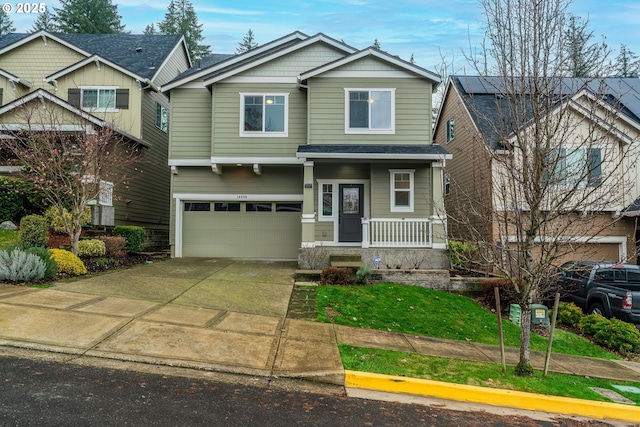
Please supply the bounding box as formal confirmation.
[156,102,168,133]
[344,88,395,134]
[317,180,335,221]
[389,169,414,213]
[79,86,118,112]
[239,92,289,137]
[444,173,451,196]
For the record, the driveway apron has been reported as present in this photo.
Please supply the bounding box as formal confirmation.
[0,259,345,383]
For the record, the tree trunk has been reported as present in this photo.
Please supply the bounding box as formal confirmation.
[516,299,534,376]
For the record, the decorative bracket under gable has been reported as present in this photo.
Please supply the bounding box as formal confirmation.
[40,34,47,45]
[171,166,178,175]
[211,164,222,175]
[253,163,261,175]
[94,58,101,71]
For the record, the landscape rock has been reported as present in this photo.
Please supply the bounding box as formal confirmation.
[0,221,17,231]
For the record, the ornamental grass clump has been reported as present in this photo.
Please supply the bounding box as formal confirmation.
[49,248,87,276]
[0,248,46,282]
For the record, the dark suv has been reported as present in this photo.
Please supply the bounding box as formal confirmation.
[556,261,640,325]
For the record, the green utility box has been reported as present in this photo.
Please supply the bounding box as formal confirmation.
[509,304,550,328]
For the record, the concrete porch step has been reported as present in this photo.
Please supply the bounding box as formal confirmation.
[329,261,364,268]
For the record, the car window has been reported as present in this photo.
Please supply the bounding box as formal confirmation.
[627,270,640,282]
[594,269,614,281]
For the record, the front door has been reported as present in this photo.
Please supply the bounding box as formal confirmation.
[339,184,364,242]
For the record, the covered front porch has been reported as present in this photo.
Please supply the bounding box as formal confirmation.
[295,144,451,269]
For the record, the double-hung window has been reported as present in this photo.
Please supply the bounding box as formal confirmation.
[546,147,602,188]
[82,87,116,110]
[390,169,414,212]
[240,93,288,136]
[446,117,455,142]
[345,88,395,134]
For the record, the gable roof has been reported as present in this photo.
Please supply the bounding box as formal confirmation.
[444,75,640,150]
[0,31,187,82]
[0,88,148,147]
[162,31,359,91]
[299,47,440,85]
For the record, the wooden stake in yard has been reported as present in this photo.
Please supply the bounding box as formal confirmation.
[494,286,506,374]
[544,292,561,377]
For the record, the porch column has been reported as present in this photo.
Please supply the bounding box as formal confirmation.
[431,161,448,249]
[301,160,316,247]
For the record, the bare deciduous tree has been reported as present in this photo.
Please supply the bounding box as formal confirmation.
[452,0,639,375]
[0,96,144,255]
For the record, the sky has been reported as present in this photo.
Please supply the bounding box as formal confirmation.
[8,0,640,73]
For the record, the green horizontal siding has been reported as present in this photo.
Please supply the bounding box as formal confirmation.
[169,88,211,159]
[308,77,433,144]
[370,163,432,218]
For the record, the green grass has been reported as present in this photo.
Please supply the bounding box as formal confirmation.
[0,229,19,249]
[316,283,618,359]
[340,345,640,405]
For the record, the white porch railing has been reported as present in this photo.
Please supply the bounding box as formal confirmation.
[361,218,432,248]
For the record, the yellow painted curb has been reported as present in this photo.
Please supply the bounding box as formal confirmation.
[345,370,640,423]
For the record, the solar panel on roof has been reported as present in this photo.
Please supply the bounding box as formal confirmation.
[457,76,492,94]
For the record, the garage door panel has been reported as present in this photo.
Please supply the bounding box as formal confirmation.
[182,206,301,258]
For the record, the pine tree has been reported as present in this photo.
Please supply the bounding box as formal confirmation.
[158,0,210,62]
[613,44,640,78]
[563,14,608,77]
[236,29,258,54]
[31,6,59,32]
[0,10,15,36]
[54,0,125,34]
[144,23,157,35]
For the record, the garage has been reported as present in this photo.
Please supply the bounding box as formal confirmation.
[181,201,302,258]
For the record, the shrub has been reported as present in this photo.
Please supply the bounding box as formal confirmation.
[0,177,47,222]
[113,226,145,253]
[49,248,87,276]
[19,214,48,248]
[0,248,46,282]
[579,314,640,356]
[45,206,92,234]
[556,302,583,328]
[99,236,127,258]
[448,240,476,269]
[299,244,329,269]
[356,265,373,284]
[23,246,58,279]
[320,266,353,285]
[77,239,106,258]
[481,278,518,312]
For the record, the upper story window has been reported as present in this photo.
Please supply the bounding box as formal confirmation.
[546,147,602,188]
[444,173,451,196]
[446,117,455,142]
[240,93,288,137]
[68,87,129,112]
[390,169,414,212]
[156,103,168,133]
[345,88,395,134]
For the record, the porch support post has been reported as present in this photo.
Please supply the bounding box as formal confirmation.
[431,161,448,249]
[301,161,316,247]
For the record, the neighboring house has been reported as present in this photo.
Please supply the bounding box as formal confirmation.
[0,31,191,245]
[434,75,640,266]
[163,32,451,267]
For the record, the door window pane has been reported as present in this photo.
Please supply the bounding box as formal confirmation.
[342,187,360,214]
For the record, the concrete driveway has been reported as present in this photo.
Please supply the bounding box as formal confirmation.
[0,258,344,383]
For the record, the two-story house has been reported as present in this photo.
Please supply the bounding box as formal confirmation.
[435,75,640,267]
[163,32,450,267]
[0,31,191,245]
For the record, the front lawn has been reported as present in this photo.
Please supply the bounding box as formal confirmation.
[316,283,618,359]
[0,229,19,248]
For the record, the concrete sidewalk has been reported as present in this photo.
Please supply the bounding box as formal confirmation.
[0,258,640,422]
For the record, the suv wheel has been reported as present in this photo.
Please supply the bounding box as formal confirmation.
[588,302,605,316]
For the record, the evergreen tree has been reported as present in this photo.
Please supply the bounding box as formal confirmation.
[54,0,126,34]
[613,44,640,78]
[158,0,210,62]
[236,29,258,54]
[563,14,608,77]
[0,10,15,36]
[144,23,157,35]
[31,6,59,32]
